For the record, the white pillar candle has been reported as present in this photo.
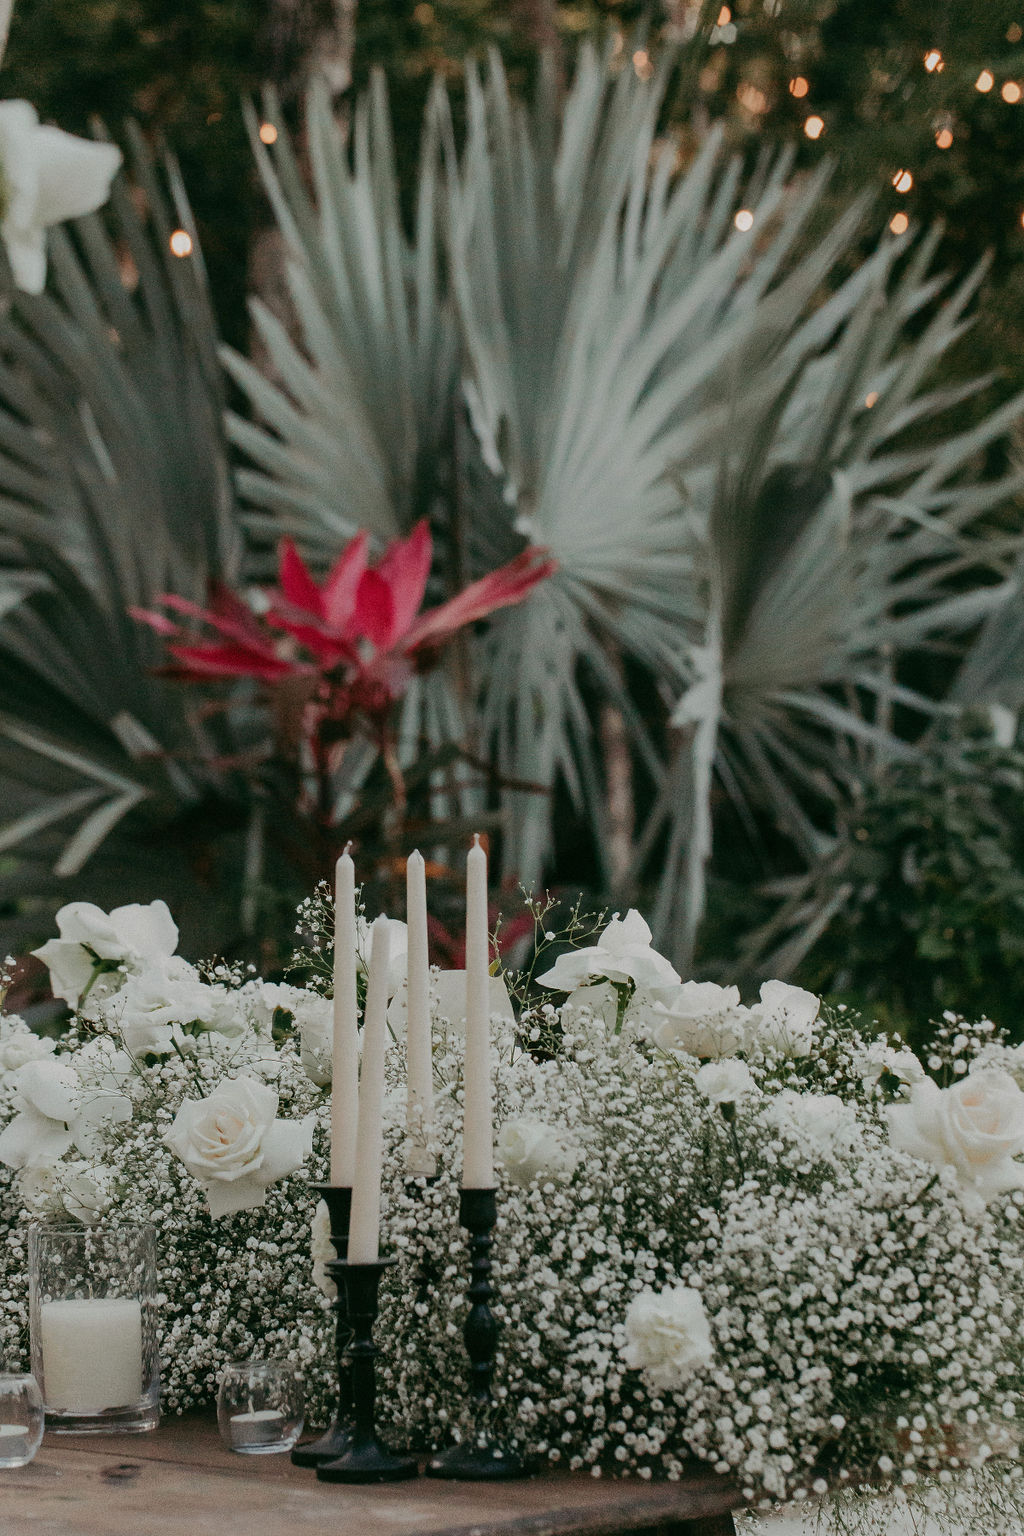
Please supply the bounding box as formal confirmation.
[405,850,436,1177]
[330,847,360,1186]
[461,836,494,1189]
[347,916,391,1264]
[40,1298,143,1413]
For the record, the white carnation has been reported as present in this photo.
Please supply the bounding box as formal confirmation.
[622,1285,714,1391]
[695,1058,757,1105]
[646,981,749,1060]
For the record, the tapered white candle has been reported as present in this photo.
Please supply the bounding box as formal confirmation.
[405,850,436,1177]
[330,848,360,1186]
[461,836,494,1188]
[347,916,391,1264]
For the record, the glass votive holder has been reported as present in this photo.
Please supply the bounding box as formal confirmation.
[28,1221,160,1434]
[217,1360,304,1455]
[0,1374,44,1468]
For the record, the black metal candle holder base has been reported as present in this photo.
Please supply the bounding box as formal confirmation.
[292,1185,354,1469]
[425,1187,530,1482]
[316,1257,418,1485]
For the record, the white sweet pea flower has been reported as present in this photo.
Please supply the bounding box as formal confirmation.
[750,980,819,1057]
[0,101,122,294]
[163,1075,314,1219]
[0,1015,55,1080]
[356,917,408,998]
[887,1069,1024,1210]
[0,1056,131,1169]
[496,1117,578,1186]
[311,1199,337,1301]
[33,899,179,1009]
[537,910,680,993]
[695,1058,757,1106]
[622,1285,714,1391]
[646,981,749,1060]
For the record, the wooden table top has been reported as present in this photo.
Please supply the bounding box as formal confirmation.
[0,1415,741,1536]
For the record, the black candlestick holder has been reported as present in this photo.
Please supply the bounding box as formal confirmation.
[426,1187,529,1481]
[292,1184,354,1468]
[316,1256,418,1484]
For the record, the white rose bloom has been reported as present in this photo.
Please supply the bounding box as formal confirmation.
[311,1199,337,1300]
[0,101,123,294]
[163,1075,314,1219]
[496,1117,578,1186]
[0,1015,55,1079]
[750,980,819,1057]
[537,910,681,993]
[622,1285,714,1391]
[646,981,749,1060]
[356,917,408,998]
[695,1058,757,1105]
[33,899,179,1009]
[858,1041,926,1093]
[765,1089,856,1154]
[0,1056,131,1169]
[887,1069,1024,1208]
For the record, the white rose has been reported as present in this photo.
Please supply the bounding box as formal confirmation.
[311,1199,337,1300]
[646,981,749,1060]
[750,980,819,1057]
[695,1058,757,1105]
[0,1016,55,1079]
[496,1117,578,1186]
[356,917,408,997]
[33,899,179,1008]
[764,1089,856,1154]
[887,1069,1024,1208]
[0,101,123,293]
[163,1075,314,1219]
[0,1056,131,1169]
[622,1285,714,1391]
[537,910,681,993]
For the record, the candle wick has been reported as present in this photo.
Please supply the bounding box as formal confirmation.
[343,840,353,855]
[472,832,481,847]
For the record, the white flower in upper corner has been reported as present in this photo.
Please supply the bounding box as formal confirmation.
[646,981,749,1060]
[764,1089,856,1155]
[695,1058,757,1106]
[356,917,408,998]
[163,1075,314,1219]
[750,980,819,1057]
[622,1285,714,1391]
[0,1014,55,1080]
[887,1069,1024,1209]
[311,1199,337,1301]
[32,899,179,1009]
[0,102,122,294]
[537,910,681,993]
[0,1056,132,1169]
[496,1117,578,1187]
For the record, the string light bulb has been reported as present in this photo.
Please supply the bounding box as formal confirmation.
[1009,23,1023,42]
[259,122,278,145]
[935,127,954,149]
[716,5,732,24]
[865,391,879,408]
[976,69,995,93]
[632,48,654,80]
[169,230,193,258]
[923,49,944,73]
[789,76,810,98]
[1002,81,1022,103]
[889,212,910,235]
[892,169,914,193]
[734,209,754,231]
[804,115,825,140]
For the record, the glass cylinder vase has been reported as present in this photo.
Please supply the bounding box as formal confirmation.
[28,1222,160,1434]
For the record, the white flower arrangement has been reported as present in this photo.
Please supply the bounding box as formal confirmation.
[0,900,1023,1536]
